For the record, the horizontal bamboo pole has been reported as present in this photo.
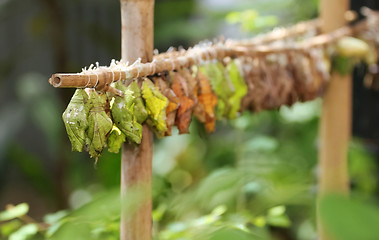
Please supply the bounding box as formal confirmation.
[49,68,124,96]
[49,17,369,91]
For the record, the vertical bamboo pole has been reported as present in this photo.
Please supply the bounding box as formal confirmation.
[318,0,350,239]
[120,1,154,240]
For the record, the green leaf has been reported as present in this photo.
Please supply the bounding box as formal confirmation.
[320,194,379,240]
[209,227,263,240]
[85,91,113,158]
[107,126,126,153]
[62,89,89,152]
[225,11,244,24]
[44,210,68,225]
[50,187,147,240]
[142,78,168,135]
[0,203,29,221]
[44,211,68,238]
[0,220,22,236]
[111,82,142,144]
[225,9,277,33]
[253,16,278,29]
[243,136,278,153]
[195,168,242,209]
[9,224,38,240]
[266,215,291,228]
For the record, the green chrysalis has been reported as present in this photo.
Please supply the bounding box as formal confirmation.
[85,90,113,158]
[200,63,232,119]
[62,89,89,152]
[107,126,126,153]
[111,82,143,144]
[128,81,148,124]
[226,60,248,119]
[141,78,168,136]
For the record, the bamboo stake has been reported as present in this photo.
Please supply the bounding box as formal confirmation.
[120,0,154,240]
[318,0,350,239]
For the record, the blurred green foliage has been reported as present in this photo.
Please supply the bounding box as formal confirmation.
[5,97,376,239]
[226,10,278,33]
[320,194,379,240]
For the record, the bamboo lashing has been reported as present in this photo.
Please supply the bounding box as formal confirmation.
[49,11,374,93]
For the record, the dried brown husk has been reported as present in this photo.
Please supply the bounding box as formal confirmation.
[239,57,258,112]
[240,57,270,112]
[170,71,195,134]
[179,68,198,102]
[261,57,282,110]
[193,68,218,132]
[277,59,297,106]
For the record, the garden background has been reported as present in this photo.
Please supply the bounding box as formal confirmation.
[0,0,379,239]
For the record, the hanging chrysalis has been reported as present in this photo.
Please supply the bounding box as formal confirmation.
[111,82,142,144]
[276,57,297,106]
[154,76,179,136]
[128,80,148,124]
[225,60,248,119]
[337,37,370,58]
[62,89,89,152]
[142,78,168,136]
[179,68,198,102]
[288,52,314,101]
[170,71,196,134]
[199,62,230,119]
[333,37,370,75]
[85,90,113,158]
[239,57,265,112]
[193,67,218,132]
[107,126,126,153]
[259,58,282,109]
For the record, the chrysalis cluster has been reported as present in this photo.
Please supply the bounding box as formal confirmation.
[63,79,165,158]
[62,36,375,159]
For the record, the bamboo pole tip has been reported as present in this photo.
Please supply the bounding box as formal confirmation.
[49,75,62,88]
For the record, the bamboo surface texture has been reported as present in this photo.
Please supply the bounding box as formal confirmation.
[318,0,351,240]
[119,1,154,240]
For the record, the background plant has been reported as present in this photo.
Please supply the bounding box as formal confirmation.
[0,0,377,239]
